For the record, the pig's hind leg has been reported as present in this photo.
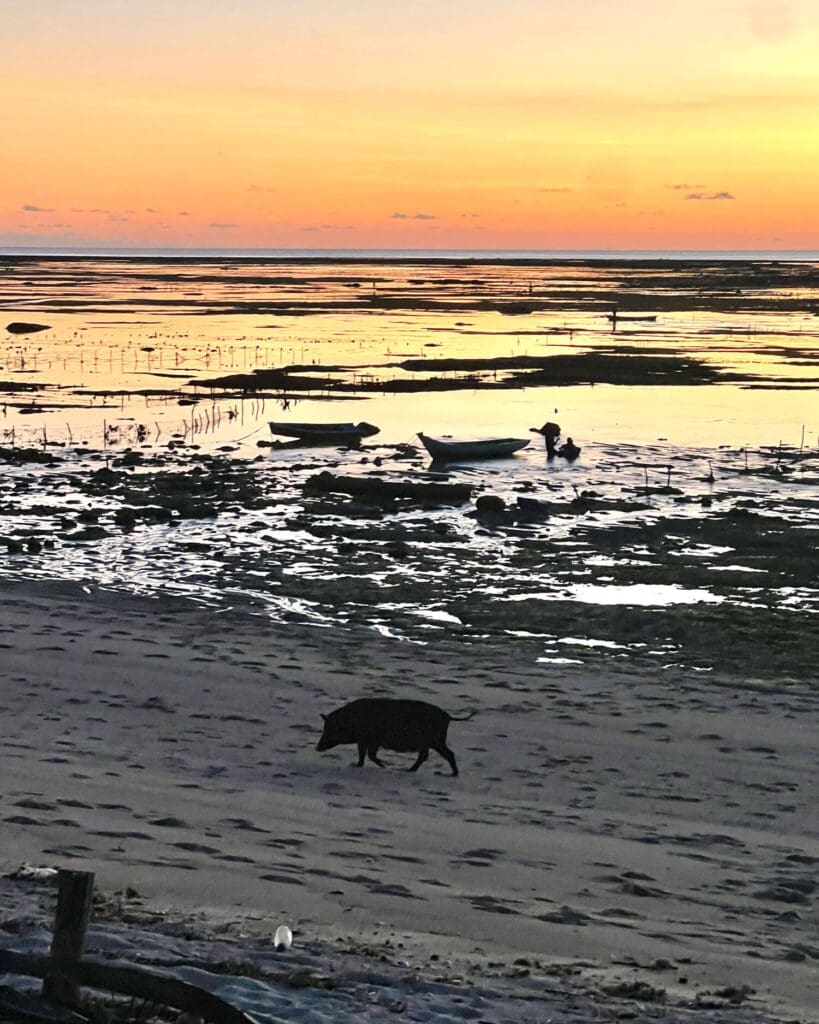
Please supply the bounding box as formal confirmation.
[407,747,429,772]
[433,743,459,776]
[367,744,386,767]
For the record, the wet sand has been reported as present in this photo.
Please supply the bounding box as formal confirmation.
[1,580,817,1021]
[2,436,817,681]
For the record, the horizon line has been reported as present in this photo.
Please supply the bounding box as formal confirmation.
[2,244,818,261]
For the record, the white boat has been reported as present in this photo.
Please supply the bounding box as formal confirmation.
[268,421,379,445]
[417,432,530,461]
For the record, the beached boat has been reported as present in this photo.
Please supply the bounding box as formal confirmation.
[417,432,530,461]
[268,421,380,445]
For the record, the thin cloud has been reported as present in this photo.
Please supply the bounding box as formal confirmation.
[6,230,83,243]
[666,183,704,191]
[22,204,55,213]
[71,207,110,214]
[209,222,238,229]
[745,0,792,42]
[685,191,736,201]
[302,224,353,231]
[248,184,276,193]
[538,187,573,193]
[391,211,438,220]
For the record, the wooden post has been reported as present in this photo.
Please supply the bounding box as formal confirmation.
[42,869,95,1007]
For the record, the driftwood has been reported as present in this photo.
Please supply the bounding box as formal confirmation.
[0,983,86,1024]
[304,471,473,504]
[0,950,268,1024]
[43,870,94,1007]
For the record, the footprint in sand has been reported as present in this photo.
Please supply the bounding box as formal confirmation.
[13,798,56,811]
[171,841,223,855]
[367,882,417,899]
[259,871,305,885]
[43,844,91,857]
[220,818,270,833]
[451,848,505,867]
[537,905,592,925]
[470,894,522,916]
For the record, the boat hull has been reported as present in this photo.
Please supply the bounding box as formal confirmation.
[417,432,530,461]
[268,421,379,445]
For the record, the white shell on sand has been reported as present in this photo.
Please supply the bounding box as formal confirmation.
[13,864,58,880]
[273,924,293,951]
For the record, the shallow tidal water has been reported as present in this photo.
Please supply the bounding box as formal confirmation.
[1,255,818,679]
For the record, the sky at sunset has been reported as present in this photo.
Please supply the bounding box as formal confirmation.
[3,0,818,251]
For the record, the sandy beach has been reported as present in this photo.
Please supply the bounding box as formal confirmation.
[1,579,816,1022]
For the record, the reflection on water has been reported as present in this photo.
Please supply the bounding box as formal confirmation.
[566,583,724,606]
[1,256,818,451]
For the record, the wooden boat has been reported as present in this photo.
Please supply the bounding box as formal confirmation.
[268,421,379,445]
[605,313,657,322]
[417,432,530,461]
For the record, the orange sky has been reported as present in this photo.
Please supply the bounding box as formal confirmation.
[3,0,818,250]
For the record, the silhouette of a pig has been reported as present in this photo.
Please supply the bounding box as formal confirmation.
[316,697,474,776]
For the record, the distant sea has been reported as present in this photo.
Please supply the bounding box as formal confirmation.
[2,246,819,262]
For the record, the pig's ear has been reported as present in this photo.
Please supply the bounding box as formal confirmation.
[320,713,327,720]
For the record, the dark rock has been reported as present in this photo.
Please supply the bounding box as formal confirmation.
[62,526,108,542]
[114,508,138,528]
[515,496,550,522]
[475,494,506,516]
[0,446,58,466]
[304,471,472,505]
